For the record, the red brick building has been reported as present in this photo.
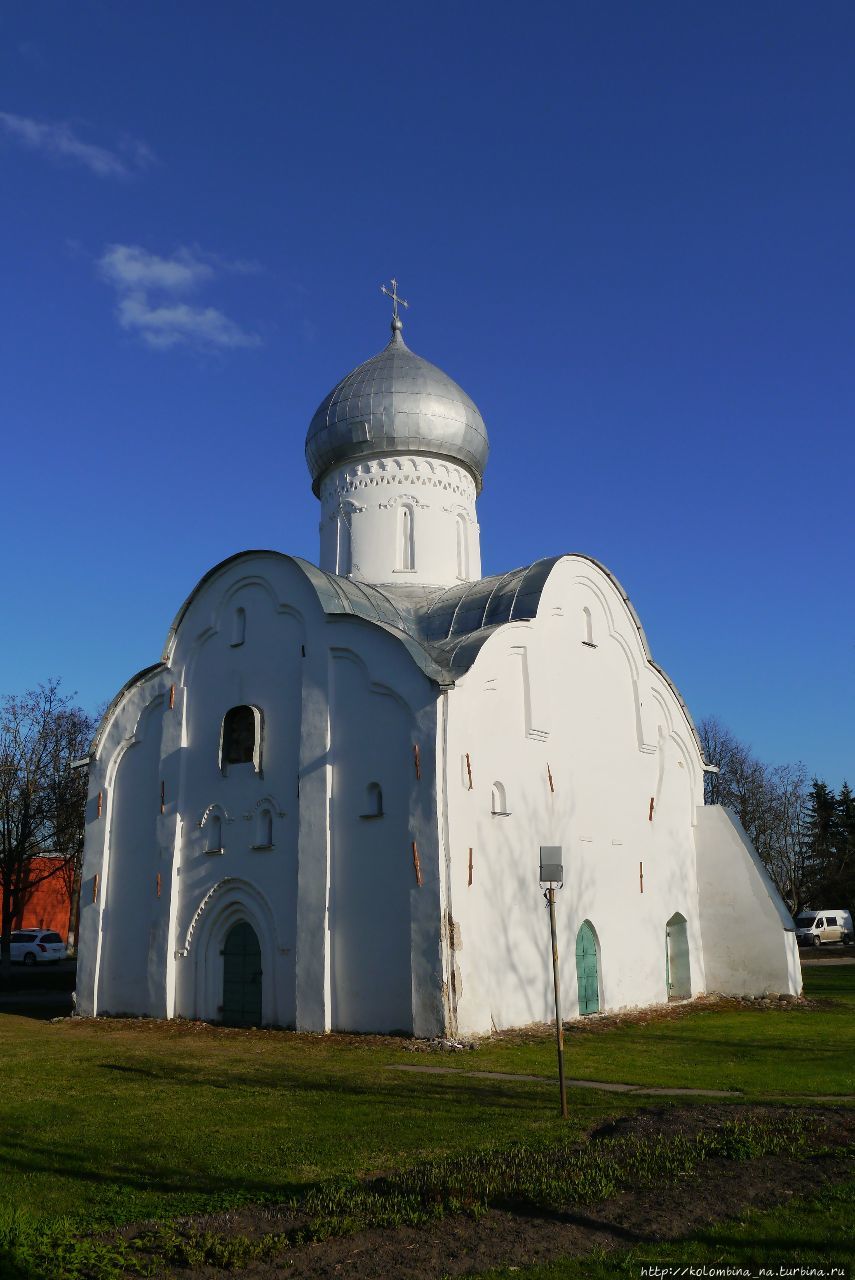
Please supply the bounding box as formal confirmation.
[13,857,75,940]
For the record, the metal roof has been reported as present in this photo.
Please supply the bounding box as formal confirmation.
[90,551,708,766]
[305,320,489,496]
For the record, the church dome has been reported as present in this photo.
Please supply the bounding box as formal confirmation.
[305,318,489,496]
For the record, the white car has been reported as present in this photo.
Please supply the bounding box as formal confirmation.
[9,930,67,964]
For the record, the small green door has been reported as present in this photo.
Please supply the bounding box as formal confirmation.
[666,913,691,1001]
[575,922,600,1015]
[222,921,262,1027]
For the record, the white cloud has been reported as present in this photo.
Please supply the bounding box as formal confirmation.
[0,111,153,178]
[98,245,214,293]
[97,243,261,352]
[116,292,260,350]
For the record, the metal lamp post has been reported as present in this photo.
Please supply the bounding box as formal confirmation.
[540,846,568,1119]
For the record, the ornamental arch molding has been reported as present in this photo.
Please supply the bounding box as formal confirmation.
[103,692,166,793]
[168,570,307,678]
[211,577,305,644]
[180,876,279,958]
[198,802,235,829]
[329,645,419,719]
[648,688,700,819]
[179,877,280,1024]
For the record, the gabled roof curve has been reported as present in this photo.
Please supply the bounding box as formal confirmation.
[91,550,708,765]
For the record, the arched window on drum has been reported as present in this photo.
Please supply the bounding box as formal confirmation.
[337,513,352,576]
[456,513,469,580]
[399,504,415,571]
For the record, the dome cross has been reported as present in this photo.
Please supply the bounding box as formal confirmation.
[380,277,409,323]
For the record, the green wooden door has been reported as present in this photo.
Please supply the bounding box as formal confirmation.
[222,921,262,1027]
[575,922,600,1015]
[666,914,691,1001]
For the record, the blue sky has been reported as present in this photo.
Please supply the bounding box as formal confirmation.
[1,1,852,786]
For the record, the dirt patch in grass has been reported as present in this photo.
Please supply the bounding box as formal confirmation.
[119,1105,853,1279]
[61,1016,422,1049]
[60,991,828,1053]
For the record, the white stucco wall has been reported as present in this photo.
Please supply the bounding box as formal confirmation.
[77,545,798,1037]
[694,805,802,996]
[77,552,445,1034]
[318,455,481,587]
[441,555,708,1036]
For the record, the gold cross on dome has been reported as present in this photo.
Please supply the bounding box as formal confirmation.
[380,277,409,321]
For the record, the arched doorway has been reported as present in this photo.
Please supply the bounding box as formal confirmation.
[222,921,263,1026]
[575,922,600,1015]
[665,913,691,1001]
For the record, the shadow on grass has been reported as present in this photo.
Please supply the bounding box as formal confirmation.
[686,1231,851,1257]
[94,1058,579,1112]
[495,1200,651,1247]
[0,1000,74,1022]
[0,1129,307,1206]
[0,964,76,1021]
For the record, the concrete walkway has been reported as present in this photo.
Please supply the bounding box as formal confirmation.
[385,1064,738,1098]
[385,1064,855,1103]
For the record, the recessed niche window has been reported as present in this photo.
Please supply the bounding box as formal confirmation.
[220,705,262,773]
[360,782,384,819]
[205,813,223,854]
[456,513,469,580]
[582,606,597,648]
[254,807,273,849]
[230,606,246,647]
[398,504,415,571]
[491,781,510,816]
[337,513,352,576]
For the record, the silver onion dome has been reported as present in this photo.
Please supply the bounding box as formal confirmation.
[305,317,489,496]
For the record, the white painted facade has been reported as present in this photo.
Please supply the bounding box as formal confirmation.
[319,455,481,587]
[76,319,801,1032]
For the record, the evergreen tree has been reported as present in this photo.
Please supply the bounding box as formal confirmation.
[829,781,855,905]
[803,779,842,903]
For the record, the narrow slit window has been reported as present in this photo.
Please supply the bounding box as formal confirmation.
[491,781,509,815]
[231,607,246,647]
[456,513,469,580]
[337,513,352,576]
[582,606,596,647]
[205,813,223,853]
[255,807,273,848]
[399,505,415,571]
[361,782,384,819]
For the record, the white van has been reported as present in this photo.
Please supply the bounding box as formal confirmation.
[794,909,853,948]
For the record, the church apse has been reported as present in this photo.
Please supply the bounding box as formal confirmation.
[96,696,164,1017]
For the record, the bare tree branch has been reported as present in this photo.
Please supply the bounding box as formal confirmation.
[0,682,95,975]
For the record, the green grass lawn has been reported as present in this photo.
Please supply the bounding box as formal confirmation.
[0,1017,619,1228]
[393,967,855,1099]
[0,966,852,1268]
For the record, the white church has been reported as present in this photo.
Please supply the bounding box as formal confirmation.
[76,288,801,1034]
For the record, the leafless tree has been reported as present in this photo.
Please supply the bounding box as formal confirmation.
[0,681,95,976]
[753,762,811,915]
[698,716,811,914]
